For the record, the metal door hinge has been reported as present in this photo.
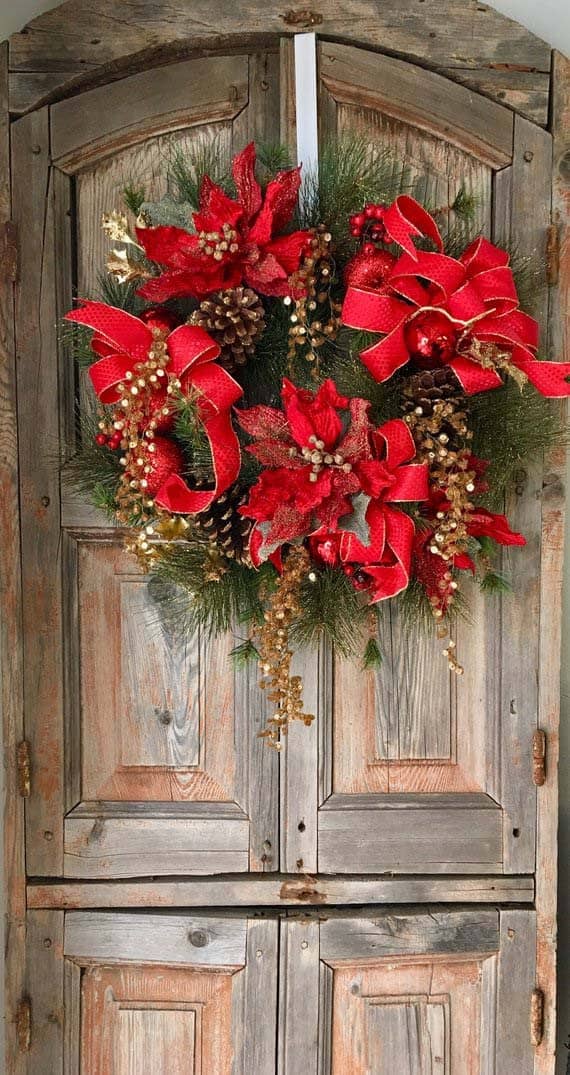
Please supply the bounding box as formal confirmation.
[532,730,546,786]
[0,220,18,282]
[530,988,544,1047]
[16,996,31,1053]
[546,224,560,286]
[17,740,31,798]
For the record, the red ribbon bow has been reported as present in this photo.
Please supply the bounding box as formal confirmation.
[342,199,570,397]
[65,301,243,513]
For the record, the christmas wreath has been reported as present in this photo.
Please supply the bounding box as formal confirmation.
[64,139,569,748]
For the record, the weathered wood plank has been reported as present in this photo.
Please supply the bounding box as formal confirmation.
[534,49,569,1075]
[318,793,502,874]
[64,807,249,878]
[26,911,64,1075]
[496,909,536,1074]
[27,874,534,909]
[493,116,552,875]
[319,909,500,962]
[281,645,320,874]
[8,1,551,124]
[51,54,249,170]
[278,918,320,1075]
[319,42,514,167]
[232,918,278,1075]
[12,106,65,875]
[65,912,247,967]
[0,38,26,1075]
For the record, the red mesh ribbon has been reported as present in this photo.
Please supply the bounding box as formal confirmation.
[65,301,242,513]
[343,204,570,397]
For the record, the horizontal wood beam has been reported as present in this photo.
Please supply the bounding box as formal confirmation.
[7,1,551,124]
[27,874,534,908]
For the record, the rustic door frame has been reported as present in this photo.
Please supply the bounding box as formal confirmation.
[1,4,567,1072]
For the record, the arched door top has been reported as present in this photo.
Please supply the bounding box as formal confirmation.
[8,0,551,126]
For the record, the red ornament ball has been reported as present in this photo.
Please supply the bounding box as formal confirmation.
[404,311,458,371]
[143,437,184,496]
[344,248,396,290]
[95,433,108,447]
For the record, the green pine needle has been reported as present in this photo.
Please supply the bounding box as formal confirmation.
[123,183,146,216]
[362,636,383,670]
[169,139,231,208]
[230,638,261,668]
[479,570,512,595]
[292,567,370,657]
[97,272,143,314]
[256,143,292,181]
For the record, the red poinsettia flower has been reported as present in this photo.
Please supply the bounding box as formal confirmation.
[342,197,570,398]
[238,379,429,601]
[135,143,311,301]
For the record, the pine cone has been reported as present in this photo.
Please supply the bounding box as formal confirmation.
[189,287,265,371]
[193,483,253,563]
[402,367,462,417]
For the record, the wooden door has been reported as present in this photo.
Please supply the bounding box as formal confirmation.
[13,51,283,881]
[278,42,551,879]
[4,16,564,1075]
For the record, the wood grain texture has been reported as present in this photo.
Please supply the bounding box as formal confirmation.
[231,918,279,1075]
[25,910,65,1075]
[493,116,552,874]
[27,874,534,909]
[495,909,537,1074]
[7,1,551,124]
[51,54,249,170]
[319,42,514,167]
[64,806,250,878]
[65,911,247,967]
[319,908,500,961]
[12,106,65,876]
[533,49,570,1075]
[278,918,320,1075]
[81,963,235,1074]
[318,793,502,874]
[0,39,26,1075]
[330,959,488,1074]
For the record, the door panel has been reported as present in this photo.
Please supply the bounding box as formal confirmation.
[13,51,282,878]
[25,910,278,1074]
[278,40,555,878]
[279,909,536,1075]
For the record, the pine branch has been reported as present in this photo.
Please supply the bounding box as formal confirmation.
[123,183,146,216]
[292,567,371,657]
[168,139,232,207]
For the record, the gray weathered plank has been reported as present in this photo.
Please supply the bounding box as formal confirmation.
[533,50,569,1075]
[319,42,514,167]
[232,918,279,1075]
[280,645,320,874]
[27,874,534,909]
[51,54,249,170]
[493,116,552,874]
[318,793,502,873]
[8,1,551,124]
[26,910,64,1075]
[496,909,536,1074]
[0,38,26,1075]
[12,106,65,875]
[65,911,248,967]
[319,909,500,962]
[64,808,249,878]
[278,918,320,1075]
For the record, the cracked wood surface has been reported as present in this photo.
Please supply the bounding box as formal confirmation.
[6,0,551,123]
